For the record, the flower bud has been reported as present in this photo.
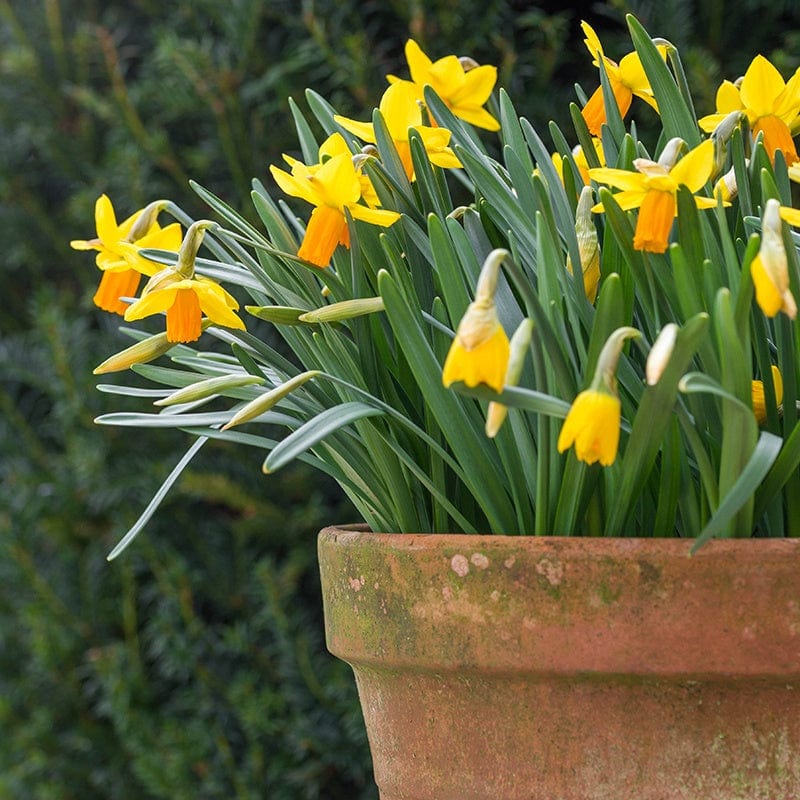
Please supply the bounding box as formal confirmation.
[566,186,601,302]
[485,319,534,438]
[646,323,679,385]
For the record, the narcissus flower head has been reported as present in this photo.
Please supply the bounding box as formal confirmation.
[387,39,500,131]
[335,81,462,181]
[270,140,400,267]
[752,365,783,424]
[589,138,717,253]
[699,54,800,164]
[580,20,668,136]
[70,194,182,315]
[557,388,621,467]
[442,250,510,393]
[123,221,245,343]
[750,199,798,319]
[557,326,639,466]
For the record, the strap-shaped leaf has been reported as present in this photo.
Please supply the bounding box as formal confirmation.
[263,401,383,473]
[626,14,701,147]
[107,436,208,561]
[691,432,783,552]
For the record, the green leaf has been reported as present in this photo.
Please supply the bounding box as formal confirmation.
[107,436,208,560]
[691,432,783,552]
[263,401,383,473]
[626,15,700,147]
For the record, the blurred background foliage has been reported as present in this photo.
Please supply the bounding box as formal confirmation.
[1,0,799,796]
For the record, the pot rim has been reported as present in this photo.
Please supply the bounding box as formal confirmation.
[318,524,800,678]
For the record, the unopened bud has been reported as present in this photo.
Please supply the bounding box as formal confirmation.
[176,220,216,278]
[154,374,265,407]
[299,297,384,323]
[126,199,169,243]
[646,323,679,385]
[485,319,534,438]
[567,186,601,303]
[93,331,176,374]
[222,370,320,430]
[458,56,479,72]
[657,138,687,171]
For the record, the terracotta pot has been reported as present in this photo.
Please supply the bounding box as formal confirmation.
[318,524,800,800]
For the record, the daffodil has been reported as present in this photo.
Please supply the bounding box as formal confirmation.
[485,319,533,437]
[752,365,783,424]
[750,199,797,319]
[589,138,717,253]
[558,138,605,187]
[557,326,639,467]
[123,221,245,343]
[335,81,461,181]
[387,38,499,131]
[442,250,510,393]
[70,194,182,315]
[566,186,601,302]
[699,55,800,164]
[580,21,667,136]
[557,389,621,466]
[270,143,400,268]
[281,133,382,209]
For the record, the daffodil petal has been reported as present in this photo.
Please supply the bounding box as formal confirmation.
[589,167,648,193]
[124,287,178,321]
[669,139,714,191]
[349,205,401,227]
[405,39,433,86]
[451,64,497,107]
[740,54,785,117]
[333,115,377,144]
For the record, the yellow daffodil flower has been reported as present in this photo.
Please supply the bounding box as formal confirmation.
[750,199,797,319]
[580,21,667,136]
[552,139,606,189]
[387,38,500,131]
[699,55,800,164]
[270,146,400,267]
[281,133,382,209]
[557,326,639,467]
[70,194,182,315]
[589,138,716,253]
[123,221,245,343]
[335,82,462,182]
[485,319,533,437]
[557,388,621,466]
[752,365,783,424]
[442,250,510,393]
[125,269,245,343]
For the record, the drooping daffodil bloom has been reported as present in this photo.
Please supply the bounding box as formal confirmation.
[123,221,245,343]
[589,138,717,254]
[335,81,462,182]
[70,194,182,315]
[387,38,500,131]
[557,327,639,466]
[280,133,382,210]
[750,199,798,319]
[752,365,783,424]
[557,388,622,467]
[270,144,400,268]
[580,21,667,136]
[442,250,510,393]
[699,54,800,164]
[553,138,606,187]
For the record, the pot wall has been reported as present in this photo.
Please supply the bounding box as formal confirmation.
[319,525,800,800]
